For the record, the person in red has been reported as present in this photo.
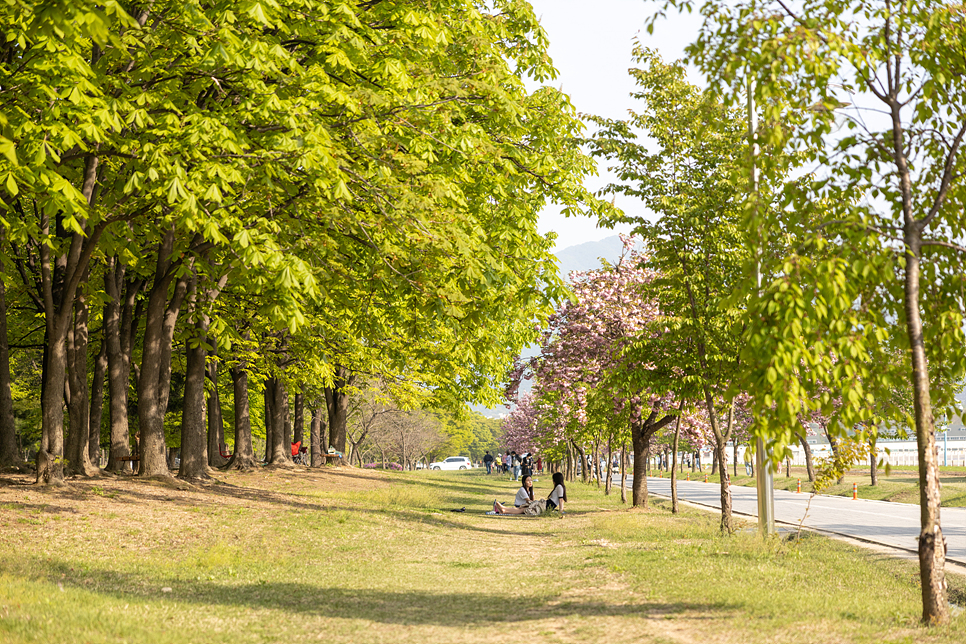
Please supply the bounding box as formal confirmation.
[291,441,301,458]
[536,455,542,473]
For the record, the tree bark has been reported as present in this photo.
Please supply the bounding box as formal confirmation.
[293,392,304,445]
[137,228,189,478]
[266,376,292,466]
[671,406,683,514]
[631,407,678,508]
[574,442,589,484]
[903,230,948,623]
[870,437,878,487]
[36,154,106,485]
[88,332,108,466]
[799,434,816,483]
[310,405,324,467]
[283,391,292,450]
[179,276,210,480]
[105,260,140,472]
[206,342,228,468]
[619,443,627,504]
[224,364,257,470]
[0,256,18,467]
[264,385,272,463]
[325,366,350,453]
[631,420,649,508]
[604,436,613,495]
[65,275,98,477]
[823,427,844,483]
[704,393,733,534]
[733,436,739,477]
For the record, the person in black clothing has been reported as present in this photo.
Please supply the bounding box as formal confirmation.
[520,452,534,479]
[483,451,494,474]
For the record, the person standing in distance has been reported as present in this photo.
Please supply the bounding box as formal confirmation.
[483,451,494,475]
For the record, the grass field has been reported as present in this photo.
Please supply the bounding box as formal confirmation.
[1,467,965,643]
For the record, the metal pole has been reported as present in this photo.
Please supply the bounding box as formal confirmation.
[748,69,775,536]
[756,437,775,534]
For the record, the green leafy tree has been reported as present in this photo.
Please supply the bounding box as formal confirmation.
[654,0,966,622]
[588,49,751,531]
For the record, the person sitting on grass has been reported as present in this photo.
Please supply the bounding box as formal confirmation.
[546,472,567,513]
[493,475,535,515]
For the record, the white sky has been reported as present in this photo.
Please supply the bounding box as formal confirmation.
[528,0,705,250]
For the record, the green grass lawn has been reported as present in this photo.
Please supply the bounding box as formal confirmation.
[0,467,964,643]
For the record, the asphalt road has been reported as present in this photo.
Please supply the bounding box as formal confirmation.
[639,476,966,566]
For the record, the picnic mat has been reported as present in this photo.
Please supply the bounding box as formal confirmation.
[482,511,538,519]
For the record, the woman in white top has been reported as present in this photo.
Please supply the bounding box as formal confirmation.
[546,472,567,512]
[493,475,534,514]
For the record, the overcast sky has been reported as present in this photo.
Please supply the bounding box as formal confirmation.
[528,1,704,250]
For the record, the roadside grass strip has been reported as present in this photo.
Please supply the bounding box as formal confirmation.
[0,468,964,643]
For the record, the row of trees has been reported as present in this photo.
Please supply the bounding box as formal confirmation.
[505,0,966,625]
[0,2,609,483]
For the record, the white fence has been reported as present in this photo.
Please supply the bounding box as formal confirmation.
[695,439,966,469]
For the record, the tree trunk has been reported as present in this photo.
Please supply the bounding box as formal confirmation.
[714,434,733,532]
[631,420,649,508]
[574,442,589,484]
[903,232,948,623]
[206,342,228,468]
[604,436,613,495]
[733,436,739,477]
[565,441,573,481]
[105,260,140,472]
[224,364,257,470]
[266,376,292,466]
[702,390,733,534]
[0,259,18,467]
[325,366,350,453]
[264,385,272,463]
[310,405,324,467]
[293,393,304,445]
[65,278,98,477]
[136,228,189,479]
[282,391,292,449]
[870,437,878,487]
[88,333,108,466]
[619,443,627,504]
[869,444,879,487]
[823,428,845,484]
[671,407,683,514]
[179,278,210,480]
[711,448,718,475]
[36,157,106,485]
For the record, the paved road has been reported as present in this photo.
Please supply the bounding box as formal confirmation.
[638,476,966,566]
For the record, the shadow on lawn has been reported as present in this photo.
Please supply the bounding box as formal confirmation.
[19,559,732,626]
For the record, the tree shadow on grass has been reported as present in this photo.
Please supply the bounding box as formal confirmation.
[15,558,737,627]
[26,476,555,539]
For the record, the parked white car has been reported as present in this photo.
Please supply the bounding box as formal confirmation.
[429,456,472,471]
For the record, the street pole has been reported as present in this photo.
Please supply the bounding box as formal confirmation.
[748,73,776,537]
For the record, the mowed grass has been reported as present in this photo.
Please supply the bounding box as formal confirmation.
[0,467,964,644]
[671,464,966,506]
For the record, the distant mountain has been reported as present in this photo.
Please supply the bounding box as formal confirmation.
[555,235,625,281]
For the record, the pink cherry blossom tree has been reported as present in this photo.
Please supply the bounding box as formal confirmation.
[511,236,681,507]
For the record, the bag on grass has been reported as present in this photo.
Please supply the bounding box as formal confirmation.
[523,499,546,516]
